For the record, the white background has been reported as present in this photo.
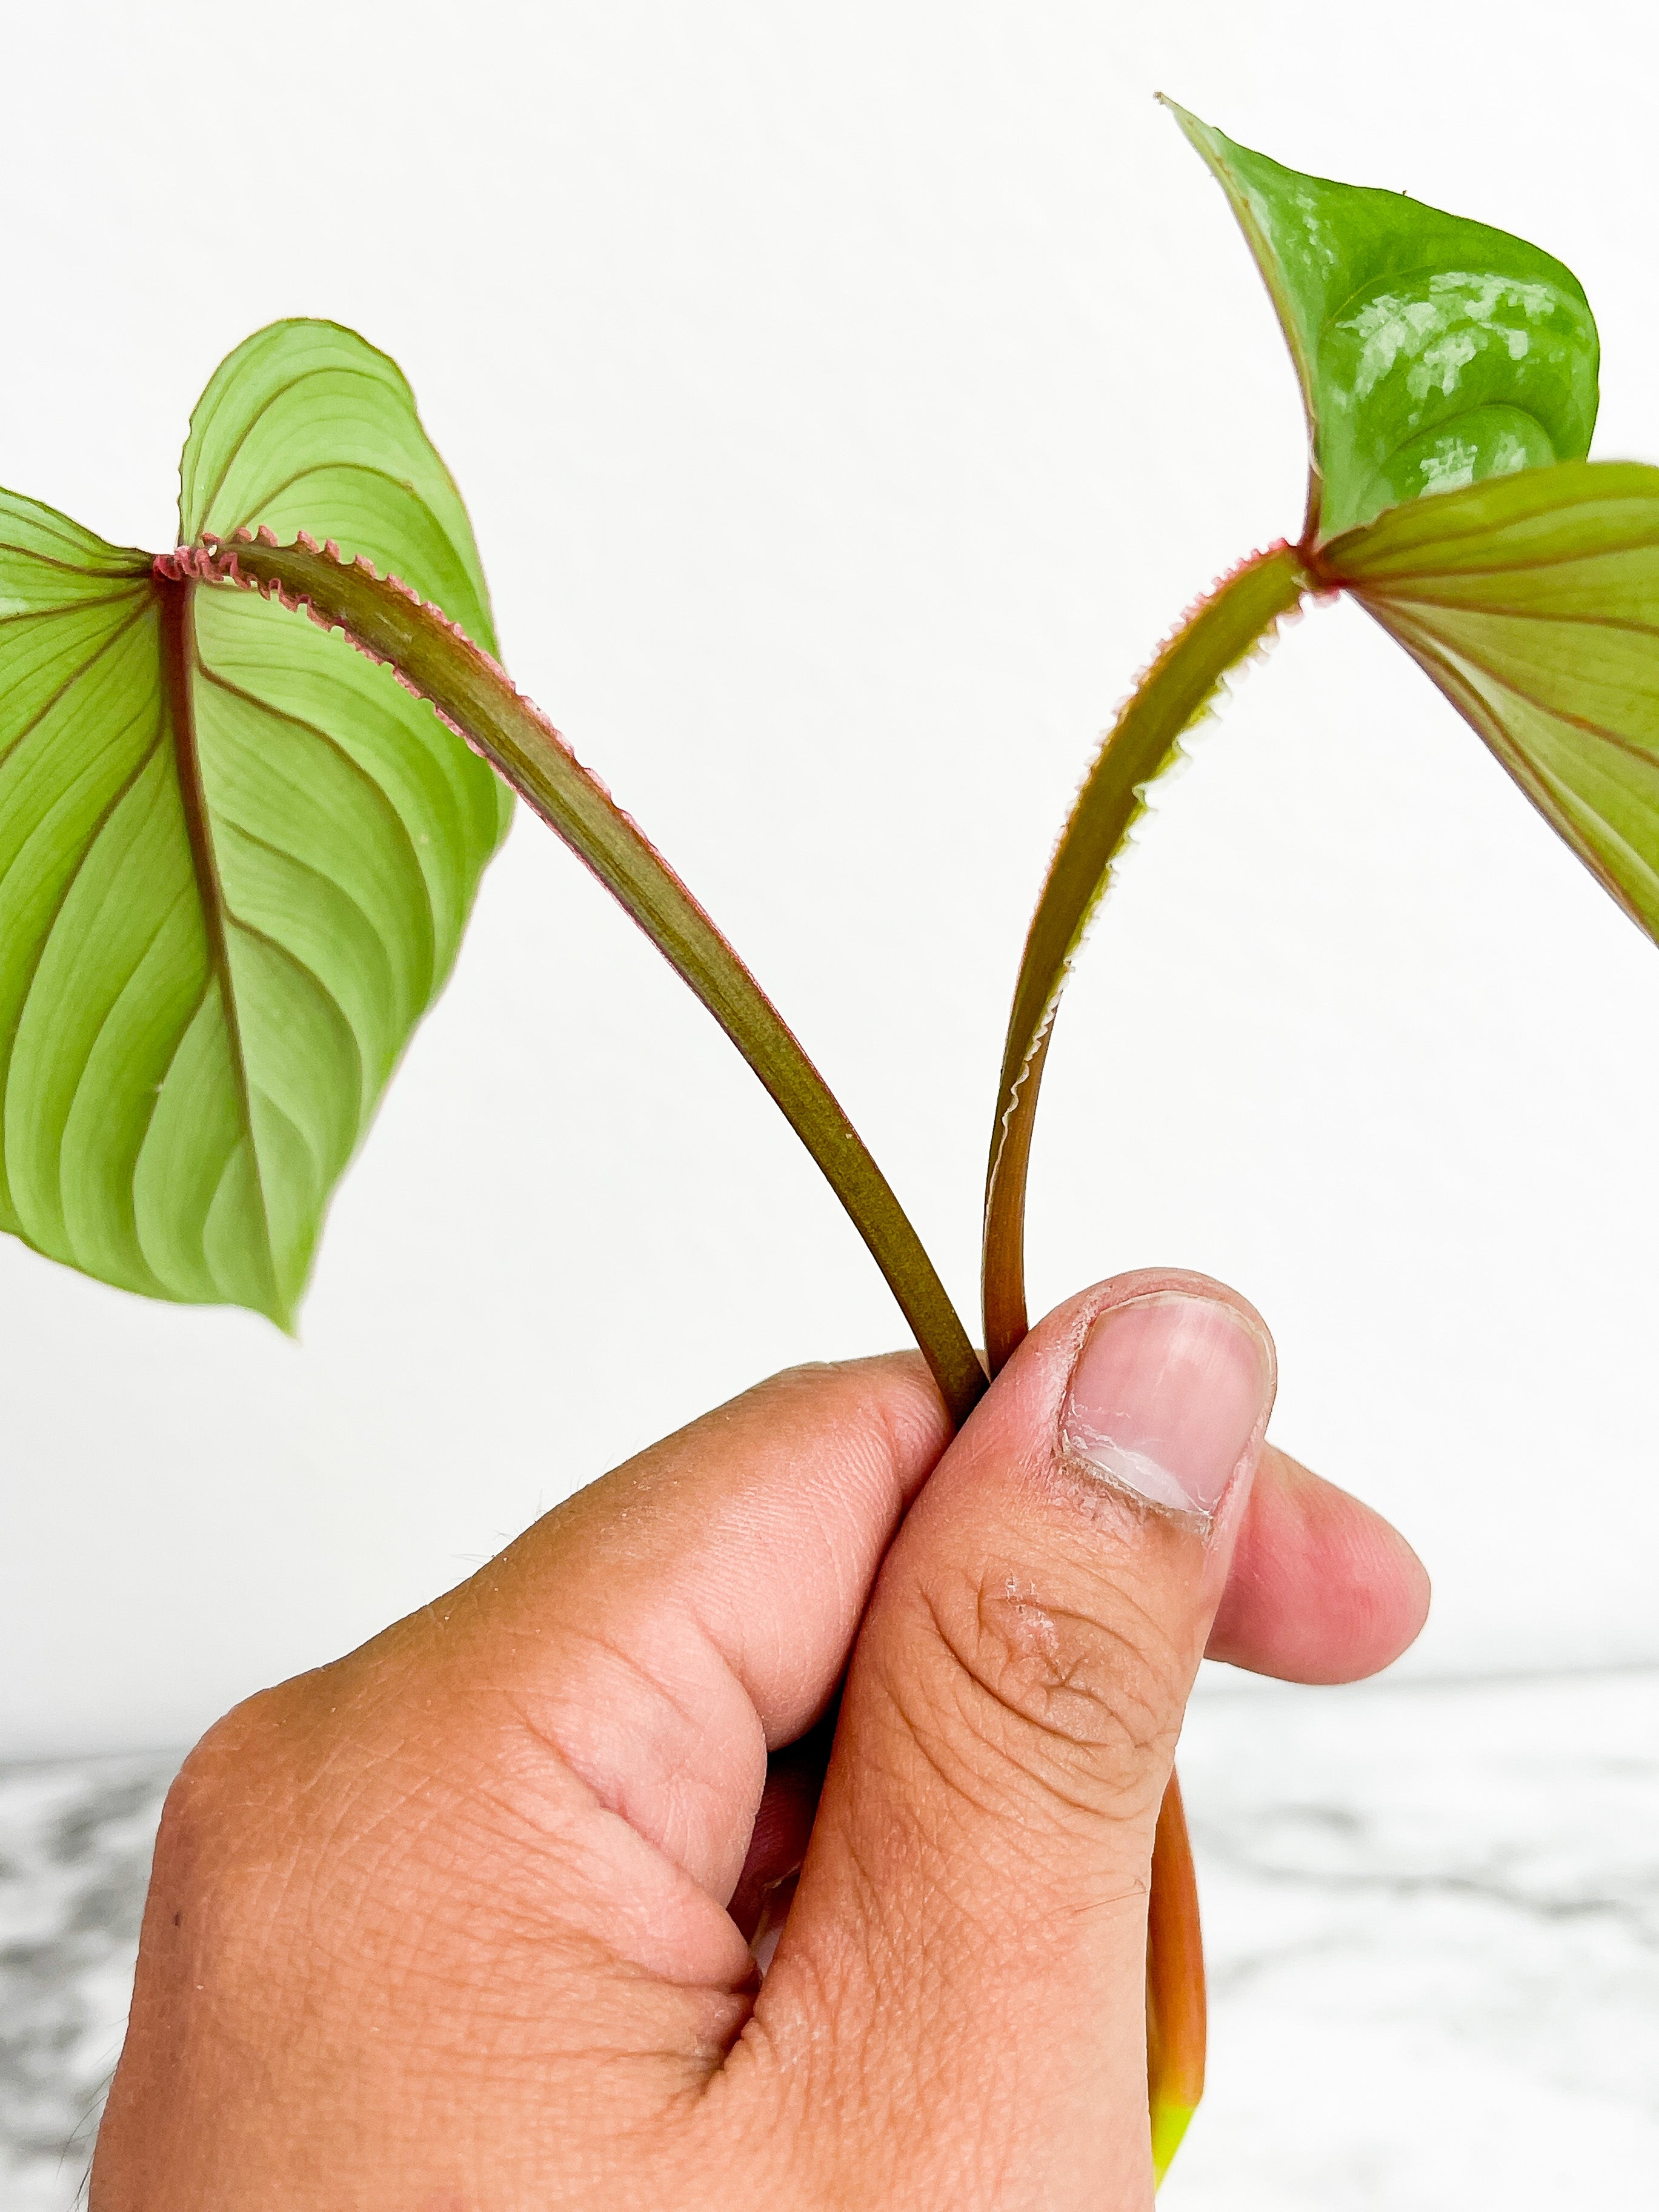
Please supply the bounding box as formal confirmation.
[2,1,1657,1756]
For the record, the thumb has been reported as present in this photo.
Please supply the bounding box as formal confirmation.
[744,1270,1274,2212]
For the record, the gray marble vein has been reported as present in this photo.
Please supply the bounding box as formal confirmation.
[1165,1667,1659,2208]
[2,1668,1655,2208]
[0,1759,175,2212]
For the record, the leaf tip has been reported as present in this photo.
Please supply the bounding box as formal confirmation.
[1155,93,1218,161]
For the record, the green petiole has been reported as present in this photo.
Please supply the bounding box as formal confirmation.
[178,528,989,1429]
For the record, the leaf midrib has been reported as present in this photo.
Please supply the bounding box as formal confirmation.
[155,573,278,1311]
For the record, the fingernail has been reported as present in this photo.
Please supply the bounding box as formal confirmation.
[1062,1291,1273,1519]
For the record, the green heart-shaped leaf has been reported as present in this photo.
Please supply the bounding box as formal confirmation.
[0,321,508,1323]
[1325,457,1659,942]
[1166,100,1600,540]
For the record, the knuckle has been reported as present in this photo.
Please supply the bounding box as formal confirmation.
[150,1685,313,1918]
[151,1666,610,1993]
[897,1558,1183,1824]
[161,1690,285,1852]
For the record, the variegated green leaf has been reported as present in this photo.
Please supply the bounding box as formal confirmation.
[0,321,508,1324]
[1166,101,1600,539]
[1325,457,1659,942]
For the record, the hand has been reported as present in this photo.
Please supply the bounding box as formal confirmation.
[94,1269,1428,2210]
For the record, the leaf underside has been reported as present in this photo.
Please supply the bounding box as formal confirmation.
[0,321,509,1324]
[1326,458,1659,948]
[1166,101,1600,540]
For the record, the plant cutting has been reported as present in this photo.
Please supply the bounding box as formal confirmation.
[0,101,1650,2180]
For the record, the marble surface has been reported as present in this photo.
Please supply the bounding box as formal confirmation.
[0,1758,173,2212]
[1166,1668,1659,2210]
[3,1669,1655,2208]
